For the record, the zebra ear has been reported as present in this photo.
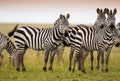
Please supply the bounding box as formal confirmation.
[100,9,103,14]
[104,8,109,14]
[96,8,101,14]
[113,8,117,15]
[66,13,70,19]
[60,14,65,20]
[60,14,63,19]
[110,10,112,15]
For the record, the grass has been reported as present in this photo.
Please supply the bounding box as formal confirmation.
[0,23,120,81]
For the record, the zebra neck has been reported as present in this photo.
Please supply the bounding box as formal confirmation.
[52,27,63,41]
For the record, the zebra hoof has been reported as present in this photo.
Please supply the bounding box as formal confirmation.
[78,67,81,71]
[43,67,47,71]
[16,68,20,71]
[68,67,71,71]
[105,69,108,73]
[22,68,26,71]
[90,66,93,71]
[48,67,53,71]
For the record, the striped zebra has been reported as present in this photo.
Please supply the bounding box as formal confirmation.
[94,8,117,70]
[72,8,117,72]
[0,32,16,66]
[64,8,107,71]
[71,23,119,73]
[8,14,70,71]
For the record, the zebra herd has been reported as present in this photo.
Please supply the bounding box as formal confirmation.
[0,8,120,73]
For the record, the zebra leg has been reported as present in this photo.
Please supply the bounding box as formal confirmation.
[49,49,57,71]
[100,51,104,72]
[8,55,15,66]
[90,51,94,71]
[78,58,81,71]
[57,45,64,63]
[72,53,78,73]
[69,47,75,71]
[96,51,100,70]
[16,53,21,71]
[80,50,88,73]
[0,54,3,66]
[21,54,26,71]
[80,57,86,73]
[43,51,49,71]
[105,47,112,72]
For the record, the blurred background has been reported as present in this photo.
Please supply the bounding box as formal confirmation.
[0,0,120,24]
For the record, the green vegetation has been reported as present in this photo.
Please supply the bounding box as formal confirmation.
[0,24,120,81]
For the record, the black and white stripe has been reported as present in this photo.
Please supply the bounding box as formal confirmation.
[64,8,117,73]
[8,14,70,71]
[63,8,107,71]
[71,23,119,73]
[0,32,16,66]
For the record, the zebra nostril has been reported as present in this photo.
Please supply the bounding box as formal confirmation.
[63,30,69,37]
[100,24,104,29]
[115,42,120,47]
[64,32,69,37]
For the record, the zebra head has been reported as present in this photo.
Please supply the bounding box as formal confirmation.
[94,8,106,28]
[105,8,117,25]
[54,13,70,36]
[106,23,119,45]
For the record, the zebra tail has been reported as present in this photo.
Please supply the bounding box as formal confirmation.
[8,24,18,37]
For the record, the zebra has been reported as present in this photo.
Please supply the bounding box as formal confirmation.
[64,8,107,71]
[94,8,117,70]
[71,8,117,72]
[8,13,70,71]
[71,23,119,73]
[0,32,17,66]
[65,9,117,73]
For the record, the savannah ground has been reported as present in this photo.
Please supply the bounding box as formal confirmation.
[0,24,120,81]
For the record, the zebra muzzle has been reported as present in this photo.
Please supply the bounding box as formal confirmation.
[63,30,69,37]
